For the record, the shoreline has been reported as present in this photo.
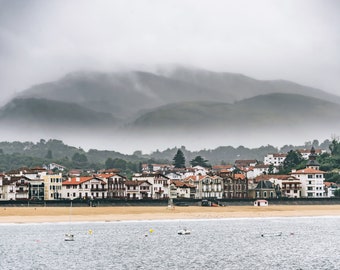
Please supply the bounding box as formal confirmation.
[1,205,340,224]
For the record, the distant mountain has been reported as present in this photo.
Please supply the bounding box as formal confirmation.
[1,66,339,152]
[131,93,340,134]
[15,66,340,121]
[157,66,340,104]
[0,98,119,127]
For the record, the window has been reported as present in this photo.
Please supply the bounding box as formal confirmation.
[308,175,313,179]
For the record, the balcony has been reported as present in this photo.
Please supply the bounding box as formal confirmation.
[16,190,28,194]
[91,188,108,192]
[16,183,29,186]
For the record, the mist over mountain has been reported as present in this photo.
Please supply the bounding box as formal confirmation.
[1,66,339,153]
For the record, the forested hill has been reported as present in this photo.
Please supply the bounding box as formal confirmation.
[0,139,332,172]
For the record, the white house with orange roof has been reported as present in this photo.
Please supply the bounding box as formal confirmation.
[264,153,287,166]
[132,172,170,199]
[62,176,107,200]
[291,168,325,198]
[125,180,152,199]
[297,148,324,160]
[290,147,325,198]
[99,173,127,199]
[170,180,196,199]
[183,166,209,178]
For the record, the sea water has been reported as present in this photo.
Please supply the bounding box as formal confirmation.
[0,216,339,270]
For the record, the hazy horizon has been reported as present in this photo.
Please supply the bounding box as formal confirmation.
[1,0,339,153]
[1,0,339,101]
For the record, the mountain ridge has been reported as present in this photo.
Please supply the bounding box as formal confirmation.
[1,66,339,152]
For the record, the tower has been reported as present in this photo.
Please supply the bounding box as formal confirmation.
[306,146,320,170]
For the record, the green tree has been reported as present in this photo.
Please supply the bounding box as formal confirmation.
[45,149,53,159]
[173,149,185,168]
[334,189,340,197]
[281,150,304,173]
[190,155,210,167]
[105,158,114,169]
[268,163,274,174]
[329,138,340,156]
[72,152,88,168]
[113,158,127,171]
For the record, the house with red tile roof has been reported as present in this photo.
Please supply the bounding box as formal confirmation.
[324,182,339,197]
[254,174,302,198]
[184,175,223,199]
[125,180,152,199]
[132,172,170,199]
[62,176,107,200]
[290,147,325,198]
[220,172,248,199]
[96,173,127,199]
[170,180,196,199]
[2,176,32,200]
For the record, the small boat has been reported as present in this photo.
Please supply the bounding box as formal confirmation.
[178,228,191,235]
[261,232,282,237]
[65,200,74,241]
[64,233,74,241]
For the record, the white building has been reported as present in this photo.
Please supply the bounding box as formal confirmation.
[132,173,170,199]
[264,153,287,166]
[62,176,107,200]
[291,168,325,198]
[290,147,325,198]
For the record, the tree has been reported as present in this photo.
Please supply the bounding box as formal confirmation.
[45,149,53,159]
[281,150,304,173]
[329,139,340,156]
[71,152,88,168]
[105,158,114,169]
[190,155,210,167]
[334,189,340,197]
[173,149,185,168]
[268,163,274,174]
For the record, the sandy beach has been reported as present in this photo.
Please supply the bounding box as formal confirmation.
[0,204,340,223]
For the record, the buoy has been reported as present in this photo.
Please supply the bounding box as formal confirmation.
[88,229,93,235]
[149,229,154,233]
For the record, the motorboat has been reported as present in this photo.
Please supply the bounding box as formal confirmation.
[65,233,74,241]
[178,228,191,235]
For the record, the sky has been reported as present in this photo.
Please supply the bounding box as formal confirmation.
[0,0,340,105]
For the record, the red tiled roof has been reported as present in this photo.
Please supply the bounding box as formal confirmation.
[291,168,325,174]
[171,180,195,188]
[184,175,205,181]
[234,174,246,179]
[63,177,100,185]
[212,165,233,170]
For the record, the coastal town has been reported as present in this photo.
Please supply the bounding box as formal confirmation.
[0,146,339,202]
